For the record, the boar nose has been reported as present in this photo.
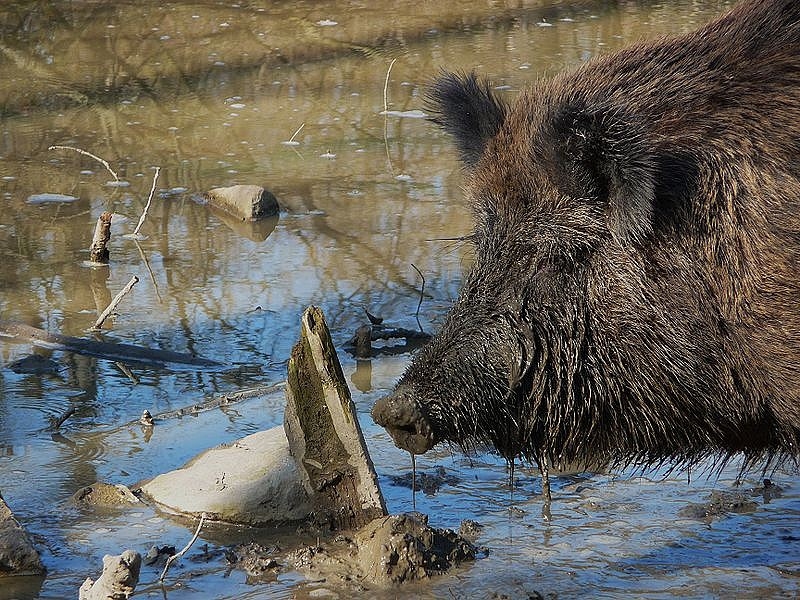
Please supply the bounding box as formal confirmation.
[371,387,437,455]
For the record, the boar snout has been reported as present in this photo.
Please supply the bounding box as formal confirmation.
[371,387,437,455]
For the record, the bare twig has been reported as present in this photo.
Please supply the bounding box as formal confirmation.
[288,123,304,143]
[133,239,162,303]
[382,58,398,176]
[132,167,160,237]
[50,406,76,430]
[93,275,139,330]
[48,145,120,182]
[89,212,113,264]
[159,513,206,582]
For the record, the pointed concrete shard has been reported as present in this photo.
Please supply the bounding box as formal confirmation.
[284,306,387,530]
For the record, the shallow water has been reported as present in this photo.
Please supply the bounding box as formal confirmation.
[1,0,798,598]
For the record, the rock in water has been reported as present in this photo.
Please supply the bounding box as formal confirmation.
[0,491,45,577]
[205,184,278,221]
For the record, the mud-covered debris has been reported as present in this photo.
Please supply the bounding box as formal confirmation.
[679,490,758,521]
[389,465,460,495]
[78,549,140,600]
[71,482,140,508]
[143,545,175,567]
[356,513,476,585]
[749,478,783,503]
[226,542,282,583]
[459,519,483,540]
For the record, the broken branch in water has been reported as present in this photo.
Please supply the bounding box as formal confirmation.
[48,145,120,182]
[50,406,76,430]
[93,275,139,330]
[159,513,206,582]
[89,212,112,264]
[131,167,160,237]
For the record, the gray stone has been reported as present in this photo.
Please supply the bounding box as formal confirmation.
[0,491,45,577]
[205,184,278,221]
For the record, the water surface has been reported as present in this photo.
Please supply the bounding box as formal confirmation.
[1,1,798,598]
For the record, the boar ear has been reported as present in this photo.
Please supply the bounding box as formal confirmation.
[427,71,507,168]
[555,106,656,245]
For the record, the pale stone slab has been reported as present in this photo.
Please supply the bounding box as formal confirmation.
[140,427,311,525]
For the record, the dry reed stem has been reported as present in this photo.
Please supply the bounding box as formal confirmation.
[132,167,160,237]
[159,513,206,582]
[48,145,120,181]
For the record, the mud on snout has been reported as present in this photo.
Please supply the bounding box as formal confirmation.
[371,387,437,455]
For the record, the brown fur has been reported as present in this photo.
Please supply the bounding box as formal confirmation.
[372,0,800,473]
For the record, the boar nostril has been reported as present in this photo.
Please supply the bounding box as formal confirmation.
[371,391,436,455]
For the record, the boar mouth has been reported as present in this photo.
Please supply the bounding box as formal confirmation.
[371,387,437,455]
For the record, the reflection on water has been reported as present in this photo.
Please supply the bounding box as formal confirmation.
[1,1,798,599]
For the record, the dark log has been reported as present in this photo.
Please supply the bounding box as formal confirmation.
[0,321,221,369]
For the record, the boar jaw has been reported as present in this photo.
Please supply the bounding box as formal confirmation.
[371,386,437,455]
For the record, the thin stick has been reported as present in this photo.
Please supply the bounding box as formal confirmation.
[132,167,160,237]
[382,58,398,176]
[288,123,305,143]
[93,275,139,330]
[159,513,206,582]
[383,58,397,113]
[50,406,76,430]
[48,145,119,181]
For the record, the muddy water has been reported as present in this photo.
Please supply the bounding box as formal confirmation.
[0,1,798,598]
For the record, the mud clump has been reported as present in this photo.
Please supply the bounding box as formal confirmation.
[679,490,758,522]
[287,513,476,588]
[356,513,476,585]
[389,465,460,496]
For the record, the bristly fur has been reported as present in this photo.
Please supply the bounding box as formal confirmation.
[373,0,800,476]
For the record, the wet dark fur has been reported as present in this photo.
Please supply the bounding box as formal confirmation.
[372,0,800,473]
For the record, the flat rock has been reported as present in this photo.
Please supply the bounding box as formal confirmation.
[205,184,278,221]
[0,491,46,577]
[140,426,312,525]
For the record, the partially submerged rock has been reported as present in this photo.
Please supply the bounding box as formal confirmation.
[78,549,141,600]
[140,426,312,525]
[0,491,45,577]
[72,482,140,508]
[205,184,278,221]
